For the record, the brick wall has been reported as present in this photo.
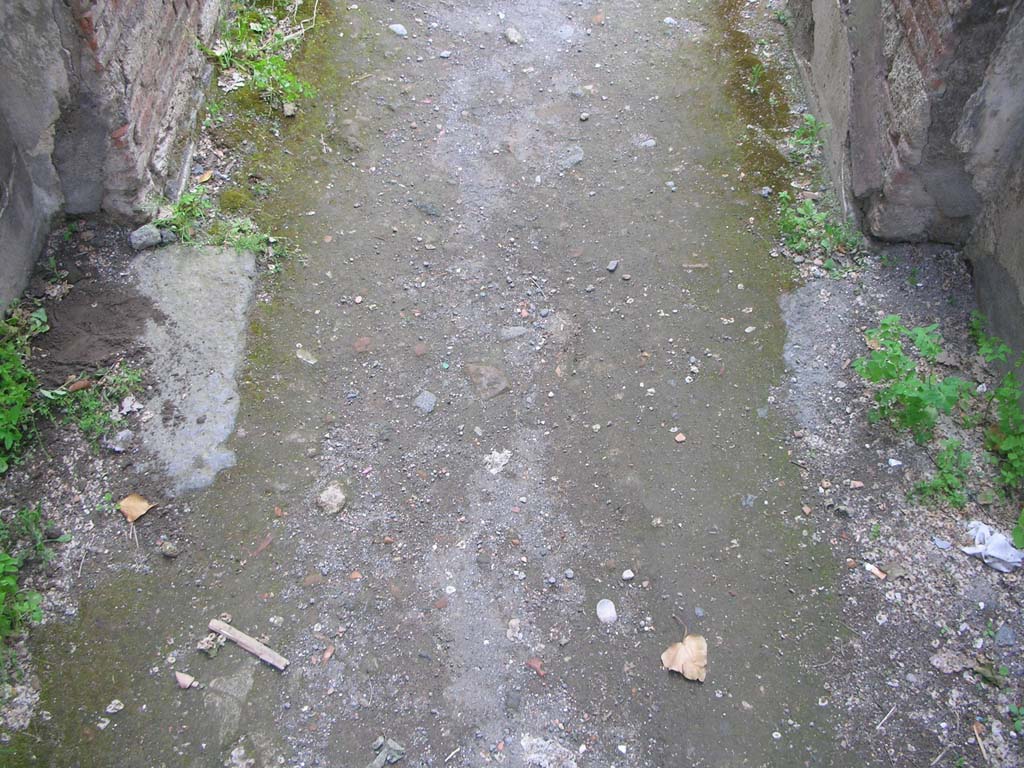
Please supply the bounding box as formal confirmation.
[791,0,1024,346]
[0,0,222,305]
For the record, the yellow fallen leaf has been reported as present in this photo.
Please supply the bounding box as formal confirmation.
[661,633,708,682]
[119,493,155,522]
[196,170,213,183]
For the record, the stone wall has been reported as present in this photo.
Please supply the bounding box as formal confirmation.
[0,0,222,306]
[791,0,1024,345]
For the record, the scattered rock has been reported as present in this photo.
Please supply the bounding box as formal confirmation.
[996,624,1017,647]
[105,699,124,715]
[504,26,524,45]
[388,23,408,37]
[102,428,134,453]
[414,389,438,413]
[622,569,635,581]
[607,260,619,272]
[499,326,528,341]
[317,482,349,514]
[596,598,617,624]
[159,541,180,559]
[521,735,577,768]
[664,17,679,26]
[466,364,509,399]
[484,448,512,474]
[579,112,590,122]
[439,50,452,59]
[129,224,162,251]
[296,347,318,365]
[558,146,585,170]
[175,671,196,689]
[930,648,973,674]
[282,102,297,117]
[367,737,406,768]
[564,568,574,579]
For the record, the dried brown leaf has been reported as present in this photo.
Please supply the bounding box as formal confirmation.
[661,633,708,682]
[119,493,155,522]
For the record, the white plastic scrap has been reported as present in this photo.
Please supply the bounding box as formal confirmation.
[960,520,1024,573]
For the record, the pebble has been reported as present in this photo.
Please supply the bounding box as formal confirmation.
[580,112,590,121]
[564,568,574,579]
[439,50,452,58]
[694,606,705,618]
[317,482,349,514]
[504,26,524,45]
[414,390,438,414]
[499,326,528,341]
[996,624,1017,647]
[607,259,619,273]
[105,699,124,715]
[640,138,657,148]
[159,541,180,558]
[665,181,677,192]
[388,23,408,37]
[129,224,162,251]
[596,599,617,624]
[664,17,679,26]
[622,569,635,581]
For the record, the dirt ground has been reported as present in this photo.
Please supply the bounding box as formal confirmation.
[2,1,1021,767]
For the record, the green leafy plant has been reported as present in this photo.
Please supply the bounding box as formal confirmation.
[853,315,970,443]
[970,311,1012,365]
[777,192,860,255]
[200,1,315,108]
[1009,703,1024,734]
[156,186,212,242]
[792,114,825,158]
[969,313,1024,491]
[0,552,41,646]
[0,306,49,473]
[214,217,271,254]
[50,364,143,445]
[1012,510,1024,549]
[746,63,765,95]
[913,439,971,508]
[0,506,69,565]
[249,55,313,106]
[203,99,226,128]
[773,10,791,25]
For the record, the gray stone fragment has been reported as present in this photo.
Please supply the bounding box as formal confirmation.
[504,26,524,45]
[499,326,528,341]
[318,482,349,514]
[996,624,1017,647]
[388,23,408,37]
[558,146,585,170]
[414,389,437,413]
[129,224,162,250]
[607,260,619,272]
[466,364,509,399]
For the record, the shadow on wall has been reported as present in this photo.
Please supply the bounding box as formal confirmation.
[0,0,223,307]
[789,0,1024,348]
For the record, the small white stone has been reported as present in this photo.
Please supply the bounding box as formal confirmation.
[596,599,617,624]
[622,569,635,581]
[388,23,408,37]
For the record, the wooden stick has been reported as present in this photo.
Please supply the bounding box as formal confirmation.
[208,619,290,670]
[875,704,897,730]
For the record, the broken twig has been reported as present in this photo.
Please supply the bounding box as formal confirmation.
[208,618,290,670]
